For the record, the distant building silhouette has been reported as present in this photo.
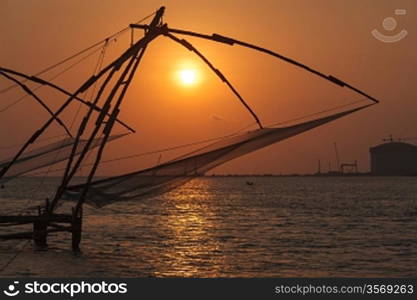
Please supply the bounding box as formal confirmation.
[370,141,417,175]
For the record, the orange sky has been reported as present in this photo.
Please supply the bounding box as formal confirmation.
[0,0,416,175]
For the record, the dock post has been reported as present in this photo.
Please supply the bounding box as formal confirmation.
[33,213,48,249]
[71,206,82,252]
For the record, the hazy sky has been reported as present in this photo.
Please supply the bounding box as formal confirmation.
[1,0,416,175]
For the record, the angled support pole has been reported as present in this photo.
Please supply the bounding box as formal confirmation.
[48,7,166,216]
[0,10,164,181]
[163,32,263,129]
[73,8,166,215]
[0,67,136,133]
[71,206,82,252]
[0,71,73,137]
[0,52,133,180]
[131,24,380,104]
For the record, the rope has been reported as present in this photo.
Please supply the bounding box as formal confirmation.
[41,41,110,205]
[26,134,241,176]
[25,120,259,177]
[86,41,109,106]
[0,134,67,150]
[0,10,157,95]
[6,29,112,214]
[267,98,368,127]
[1,42,107,206]
[11,39,112,213]
[75,41,110,178]
[0,9,158,274]
[0,46,103,113]
[15,98,367,178]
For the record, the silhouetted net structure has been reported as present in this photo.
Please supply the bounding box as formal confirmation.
[64,105,370,207]
[0,134,125,182]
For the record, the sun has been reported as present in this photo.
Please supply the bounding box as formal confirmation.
[179,69,197,85]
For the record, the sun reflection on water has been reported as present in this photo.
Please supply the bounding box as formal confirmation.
[154,179,224,277]
[4,177,416,277]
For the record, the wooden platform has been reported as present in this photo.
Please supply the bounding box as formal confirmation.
[0,208,82,251]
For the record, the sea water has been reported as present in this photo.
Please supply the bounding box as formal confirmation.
[0,176,416,277]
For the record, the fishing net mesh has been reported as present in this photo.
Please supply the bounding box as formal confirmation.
[64,105,371,207]
[0,134,125,181]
